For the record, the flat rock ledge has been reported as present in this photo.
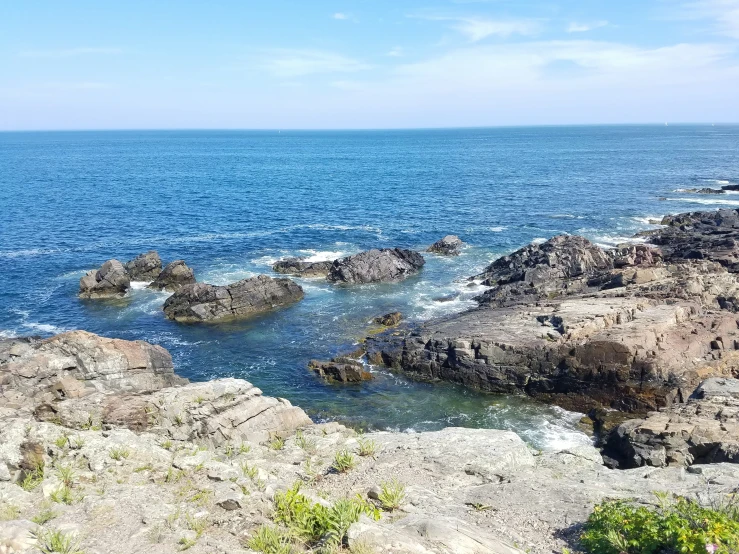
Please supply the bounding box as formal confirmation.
[427,235,464,255]
[309,358,373,383]
[327,248,425,284]
[364,215,739,415]
[272,257,334,278]
[163,275,304,322]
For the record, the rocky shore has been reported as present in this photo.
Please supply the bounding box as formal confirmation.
[2,331,738,554]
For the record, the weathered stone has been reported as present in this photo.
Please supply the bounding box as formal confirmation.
[309,359,373,383]
[79,259,130,299]
[124,251,162,281]
[373,311,402,326]
[272,257,334,278]
[147,260,195,292]
[327,248,425,284]
[427,235,464,256]
[163,275,304,322]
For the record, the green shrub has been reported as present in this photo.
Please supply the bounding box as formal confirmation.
[581,494,739,554]
[33,528,85,554]
[357,437,377,457]
[273,483,379,547]
[377,479,406,511]
[269,436,285,451]
[332,449,356,473]
[248,525,294,554]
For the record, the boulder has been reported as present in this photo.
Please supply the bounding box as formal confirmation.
[272,257,334,278]
[327,248,425,284]
[79,259,130,299]
[309,359,373,383]
[604,378,739,468]
[124,251,162,281]
[427,235,464,256]
[374,312,402,326]
[163,275,304,322]
[148,260,195,292]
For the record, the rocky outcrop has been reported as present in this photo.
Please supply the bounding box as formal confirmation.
[309,358,373,383]
[427,235,464,256]
[272,257,334,278]
[148,260,195,292]
[327,248,425,284]
[676,187,726,194]
[365,221,739,414]
[604,378,739,468]
[124,251,162,281]
[163,275,304,322]
[78,259,130,299]
[374,311,402,326]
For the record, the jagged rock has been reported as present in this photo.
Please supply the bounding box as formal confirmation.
[604,378,739,468]
[272,257,334,278]
[163,275,304,322]
[124,251,162,281]
[373,312,402,326]
[327,248,425,284]
[677,187,726,194]
[148,260,195,292]
[78,259,130,299]
[0,331,184,411]
[427,235,464,256]
[309,359,373,383]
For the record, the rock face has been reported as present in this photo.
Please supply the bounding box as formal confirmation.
[272,257,334,278]
[374,311,402,326]
[309,358,373,383]
[0,331,184,410]
[365,222,739,414]
[604,378,739,468]
[163,275,304,322]
[148,260,195,292]
[327,248,425,284]
[79,259,131,298]
[124,251,162,281]
[427,235,464,256]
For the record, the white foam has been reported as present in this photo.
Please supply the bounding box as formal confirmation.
[130,280,153,290]
[298,249,345,262]
[531,237,547,245]
[630,216,664,226]
[0,248,61,259]
[488,226,506,232]
[674,197,739,206]
[22,322,68,335]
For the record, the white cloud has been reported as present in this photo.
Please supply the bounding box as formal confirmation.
[19,47,122,58]
[417,15,541,41]
[387,46,404,57]
[679,0,739,38]
[333,12,349,20]
[567,20,609,33]
[261,49,371,78]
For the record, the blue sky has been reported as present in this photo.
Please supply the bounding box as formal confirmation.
[1,0,739,129]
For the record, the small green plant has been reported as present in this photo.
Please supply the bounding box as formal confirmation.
[54,434,69,449]
[332,449,356,473]
[357,437,377,457]
[70,436,85,449]
[55,463,76,488]
[31,505,59,525]
[33,528,85,554]
[193,395,206,404]
[20,465,45,492]
[295,430,317,454]
[50,484,78,505]
[173,413,184,426]
[377,479,406,511]
[239,442,252,455]
[109,446,130,461]
[0,503,20,521]
[134,463,154,473]
[161,439,173,450]
[581,494,739,554]
[247,525,294,554]
[269,436,285,451]
[240,461,259,480]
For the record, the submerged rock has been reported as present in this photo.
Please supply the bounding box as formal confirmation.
[124,250,162,281]
[148,260,195,291]
[373,312,402,326]
[327,248,425,284]
[163,275,304,322]
[79,259,131,298]
[309,358,373,383]
[272,257,334,278]
[427,235,464,256]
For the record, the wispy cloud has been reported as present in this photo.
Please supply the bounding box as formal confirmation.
[261,49,371,78]
[332,12,349,20]
[678,0,739,38]
[567,20,609,33]
[19,47,122,58]
[415,15,542,41]
[387,46,404,57]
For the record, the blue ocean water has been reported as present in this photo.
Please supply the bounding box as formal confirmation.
[2,126,738,449]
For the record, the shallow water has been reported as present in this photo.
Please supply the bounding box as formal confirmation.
[2,126,738,450]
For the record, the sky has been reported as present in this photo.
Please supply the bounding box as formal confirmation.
[1,0,739,130]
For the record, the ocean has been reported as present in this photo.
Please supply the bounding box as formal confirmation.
[2,125,738,450]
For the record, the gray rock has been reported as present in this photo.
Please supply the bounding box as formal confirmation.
[373,312,402,326]
[214,483,246,511]
[147,260,195,292]
[427,235,464,256]
[272,257,334,278]
[163,275,304,322]
[309,359,373,383]
[124,251,162,281]
[327,248,425,284]
[79,259,131,299]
